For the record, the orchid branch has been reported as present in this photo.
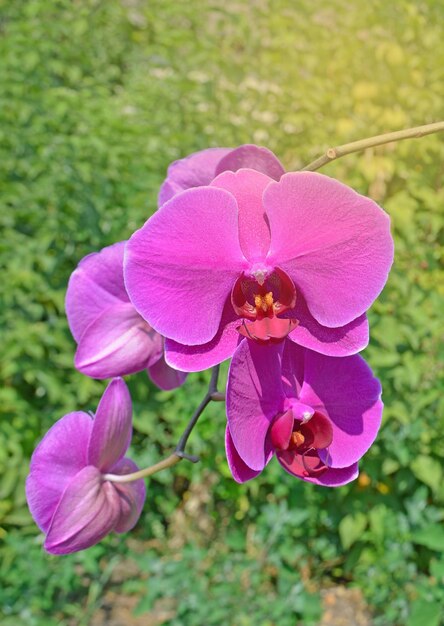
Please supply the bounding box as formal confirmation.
[104,365,223,483]
[301,121,444,172]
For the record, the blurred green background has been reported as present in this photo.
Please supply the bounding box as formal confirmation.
[1,1,444,624]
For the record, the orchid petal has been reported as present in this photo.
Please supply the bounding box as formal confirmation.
[298,348,383,468]
[227,341,285,471]
[288,296,369,356]
[147,353,188,391]
[276,453,359,486]
[75,302,163,379]
[225,427,262,483]
[26,412,92,533]
[125,187,247,345]
[265,172,394,327]
[215,144,285,181]
[44,466,121,555]
[66,241,128,342]
[88,378,132,471]
[211,168,272,261]
[110,458,147,533]
[164,299,241,372]
[158,147,231,206]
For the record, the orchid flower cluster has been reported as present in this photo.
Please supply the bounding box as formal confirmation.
[27,144,394,554]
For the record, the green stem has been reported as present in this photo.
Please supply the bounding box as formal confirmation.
[302,121,444,172]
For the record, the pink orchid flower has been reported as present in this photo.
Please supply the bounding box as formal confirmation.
[125,149,393,372]
[26,378,146,555]
[158,144,285,207]
[225,340,383,487]
[66,241,187,391]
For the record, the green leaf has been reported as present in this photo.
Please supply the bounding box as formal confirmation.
[412,525,444,551]
[411,455,443,493]
[407,599,442,626]
[339,513,367,550]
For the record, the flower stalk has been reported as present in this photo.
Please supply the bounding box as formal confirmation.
[302,121,444,172]
[104,365,221,484]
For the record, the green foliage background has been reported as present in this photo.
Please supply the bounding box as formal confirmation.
[1,1,444,624]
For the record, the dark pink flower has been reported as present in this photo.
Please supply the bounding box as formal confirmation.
[26,379,146,554]
[125,156,393,372]
[66,241,187,391]
[225,340,383,486]
[158,144,285,206]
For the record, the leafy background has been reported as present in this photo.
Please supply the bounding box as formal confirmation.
[1,0,444,624]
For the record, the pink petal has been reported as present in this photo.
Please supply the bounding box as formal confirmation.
[164,299,241,372]
[264,172,394,327]
[147,353,188,391]
[269,409,294,450]
[44,466,121,555]
[297,347,383,468]
[276,453,359,486]
[288,296,369,356]
[215,144,285,181]
[66,241,128,342]
[125,187,247,345]
[211,168,272,261]
[74,302,163,379]
[88,378,132,471]
[158,147,231,206]
[227,341,285,471]
[110,458,147,533]
[26,412,92,533]
[225,427,262,483]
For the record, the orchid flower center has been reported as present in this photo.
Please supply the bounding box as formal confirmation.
[270,409,333,478]
[231,266,298,343]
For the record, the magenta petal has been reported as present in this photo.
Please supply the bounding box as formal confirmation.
[88,379,132,471]
[265,172,394,327]
[276,452,359,486]
[225,427,262,483]
[269,409,294,450]
[227,341,285,471]
[211,168,272,261]
[215,144,285,181]
[26,412,92,533]
[110,458,146,533]
[44,466,121,555]
[288,296,369,356]
[66,241,128,342]
[147,353,188,391]
[298,348,383,468]
[75,303,164,379]
[125,187,247,345]
[164,299,241,372]
[158,147,231,206]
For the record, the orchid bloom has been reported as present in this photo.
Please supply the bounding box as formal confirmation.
[158,144,285,207]
[125,151,393,372]
[26,378,146,554]
[225,340,383,486]
[66,241,187,391]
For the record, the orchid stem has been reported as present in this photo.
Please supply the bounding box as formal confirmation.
[301,121,444,172]
[104,365,222,484]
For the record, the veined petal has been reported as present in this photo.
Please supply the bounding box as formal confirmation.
[125,186,247,345]
[288,297,369,356]
[26,411,92,533]
[66,241,128,342]
[44,466,121,555]
[164,299,241,372]
[299,348,383,468]
[74,302,163,379]
[225,427,263,484]
[211,168,272,261]
[227,340,285,471]
[215,145,285,181]
[158,147,231,206]
[110,458,147,533]
[88,378,132,471]
[147,353,188,391]
[265,172,394,327]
